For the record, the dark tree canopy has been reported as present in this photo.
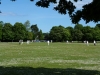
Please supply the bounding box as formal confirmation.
[0,0,100,24]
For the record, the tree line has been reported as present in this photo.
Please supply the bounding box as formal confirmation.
[0,20,100,42]
[49,24,100,42]
[0,20,44,42]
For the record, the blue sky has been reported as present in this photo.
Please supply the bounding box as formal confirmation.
[0,0,97,32]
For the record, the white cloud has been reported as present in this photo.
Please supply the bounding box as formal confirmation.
[0,12,15,16]
[33,14,67,20]
[0,12,28,16]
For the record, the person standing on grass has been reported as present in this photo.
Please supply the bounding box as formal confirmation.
[27,40,30,44]
[47,40,50,46]
[66,40,68,43]
[51,40,52,43]
[86,41,89,46]
[19,40,23,45]
[94,40,96,46]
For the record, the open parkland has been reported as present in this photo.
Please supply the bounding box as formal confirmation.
[0,42,100,75]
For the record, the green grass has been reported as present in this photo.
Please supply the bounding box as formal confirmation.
[0,42,100,75]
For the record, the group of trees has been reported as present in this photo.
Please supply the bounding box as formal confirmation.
[50,24,100,42]
[0,20,100,42]
[0,20,44,42]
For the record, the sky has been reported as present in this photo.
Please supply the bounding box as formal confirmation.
[0,0,97,33]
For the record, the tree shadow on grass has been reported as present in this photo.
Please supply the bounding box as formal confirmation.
[0,66,100,75]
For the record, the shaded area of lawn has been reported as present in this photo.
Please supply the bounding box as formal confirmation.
[0,66,100,75]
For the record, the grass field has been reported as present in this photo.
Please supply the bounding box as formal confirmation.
[0,42,100,75]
